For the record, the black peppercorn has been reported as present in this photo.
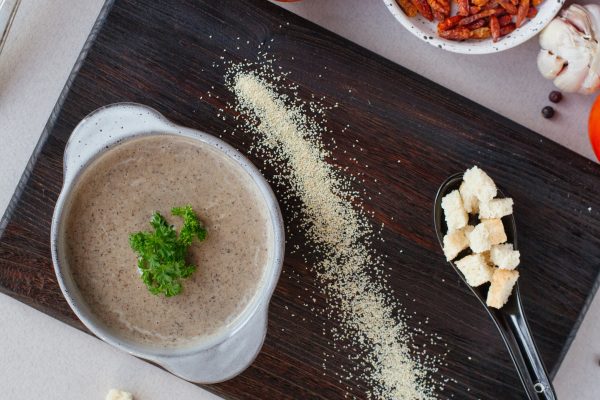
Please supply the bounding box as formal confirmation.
[549,91,562,103]
[542,106,555,119]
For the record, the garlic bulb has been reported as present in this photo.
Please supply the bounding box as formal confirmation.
[537,4,600,95]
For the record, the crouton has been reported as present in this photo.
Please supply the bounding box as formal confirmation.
[481,218,507,245]
[468,218,507,253]
[106,390,133,400]
[463,166,497,202]
[441,189,468,231]
[443,225,474,261]
[490,243,520,270]
[468,223,491,253]
[455,253,494,287]
[486,269,519,309]
[479,198,513,219]
[459,181,479,214]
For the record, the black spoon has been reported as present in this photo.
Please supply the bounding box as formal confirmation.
[433,173,557,400]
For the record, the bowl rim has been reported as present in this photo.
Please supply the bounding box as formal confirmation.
[50,103,285,360]
[382,0,566,55]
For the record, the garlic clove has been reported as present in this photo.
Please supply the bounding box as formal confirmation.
[585,4,600,38]
[581,72,600,95]
[554,65,589,93]
[562,4,593,35]
[539,19,578,53]
[553,46,592,92]
[537,50,565,79]
[583,5,600,94]
[582,38,600,94]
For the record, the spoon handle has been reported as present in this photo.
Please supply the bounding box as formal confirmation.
[495,297,557,400]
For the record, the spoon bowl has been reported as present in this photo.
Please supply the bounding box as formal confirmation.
[433,172,557,400]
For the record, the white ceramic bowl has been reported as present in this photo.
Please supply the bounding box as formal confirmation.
[51,103,285,383]
[383,0,565,54]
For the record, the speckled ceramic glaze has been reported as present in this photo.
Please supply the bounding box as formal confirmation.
[50,103,285,383]
[383,0,565,54]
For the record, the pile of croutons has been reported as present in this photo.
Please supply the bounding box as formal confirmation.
[442,166,520,309]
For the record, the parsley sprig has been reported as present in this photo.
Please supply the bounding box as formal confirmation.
[129,206,207,297]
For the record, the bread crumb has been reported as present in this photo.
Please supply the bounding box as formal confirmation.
[469,219,508,253]
[106,389,133,400]
[443,225,473,261]
[455,254,494,287]
[481,219,507,246]
[487,269,519,308]
[463,166,497,202]
[479,198,513,219]
[459,181,479,214]
[490,243,520,270]
[441,190,468,231]
[468,223,491,253]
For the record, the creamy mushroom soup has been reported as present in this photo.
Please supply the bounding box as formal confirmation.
[65,135,273,348]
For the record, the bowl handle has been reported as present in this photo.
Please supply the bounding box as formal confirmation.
[62,103,176,185]
[151,305,269,383]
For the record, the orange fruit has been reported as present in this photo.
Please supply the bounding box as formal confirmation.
[589,95,600,160]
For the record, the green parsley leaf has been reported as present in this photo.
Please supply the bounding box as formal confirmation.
[129,205,207,297]
[171,205,208,245]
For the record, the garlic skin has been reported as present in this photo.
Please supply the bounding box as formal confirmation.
[537,4,600,95]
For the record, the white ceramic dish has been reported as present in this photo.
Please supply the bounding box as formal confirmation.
[383,0,565,54]
[50,103,285,383]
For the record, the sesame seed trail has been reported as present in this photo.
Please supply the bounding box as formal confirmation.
[227,66,441,399]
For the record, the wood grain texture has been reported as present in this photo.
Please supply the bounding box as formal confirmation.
[1,0,599,398]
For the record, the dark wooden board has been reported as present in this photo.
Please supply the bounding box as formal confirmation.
[1,0,599,398]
